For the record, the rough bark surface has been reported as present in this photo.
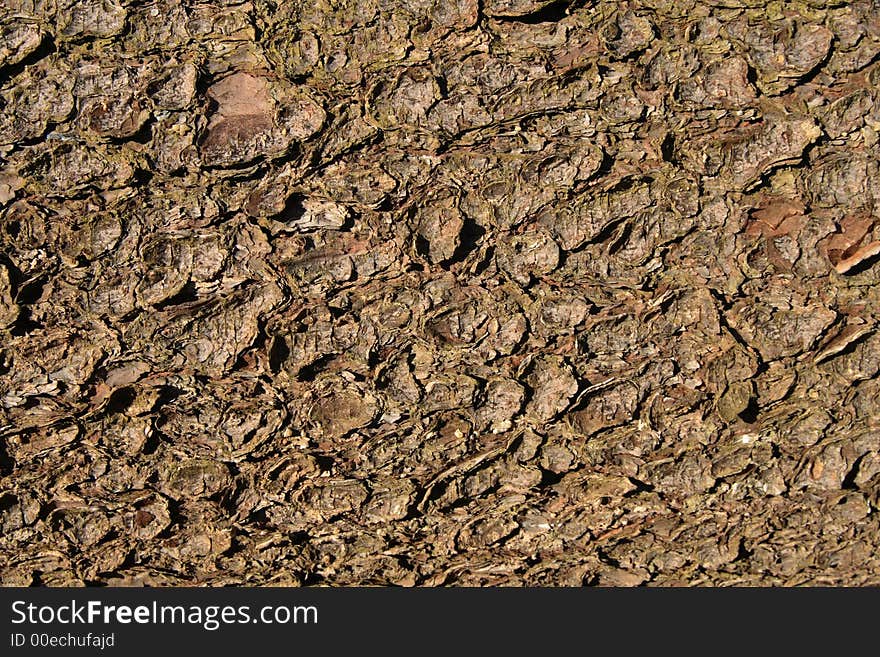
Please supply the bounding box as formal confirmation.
[2,0,880,586]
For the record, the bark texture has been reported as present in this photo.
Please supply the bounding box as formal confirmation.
[2,0,880,585]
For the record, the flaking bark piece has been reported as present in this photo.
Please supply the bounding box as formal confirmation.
[0,171,24,206]
[476,378,525,434]
[150,60,199,111]
[606,11,655,59]
[308,380,380,440]
[524,356,578,422]
[200,72,324,167]
[726,298,836,362]
[0,263,19,328]
[819,214,878,274]
[13,142,135,196]
[720,115,821,191]
[73,59,152,139]
[728,18,833,95]
[259,195,350,234]
[716,381,755,423]
[833,241,880,275]
[813,321,875,365]
[56,0,127,40]
[290,198,349,232]
[677,56,757,109]
[496,230,560,286]
[363,478,417,524]
[201,72,274,167]
[546,183,652,251]
[415,190,464,264]
[298,479,369,522]
[483,0,560,18]
[125,494,171,541]
[0,23,44,69]
[369,67,440,131]
[806,153,880,211]
[745,197,806,239]
[567,381,640,436]
[163,459,232,501]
